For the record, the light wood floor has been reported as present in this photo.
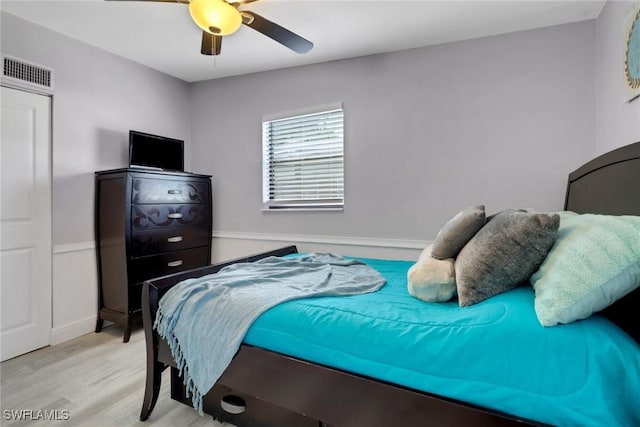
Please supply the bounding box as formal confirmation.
[1,325,235,427]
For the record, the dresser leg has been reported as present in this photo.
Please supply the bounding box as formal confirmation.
[95,317,104,333]
[123,322,132,343]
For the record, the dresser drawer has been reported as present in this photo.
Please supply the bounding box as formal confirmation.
[131,204,210,231]
[132,178,210,204]
[172,374,320,427]
[129,247,210,285]
[130,226,211,256]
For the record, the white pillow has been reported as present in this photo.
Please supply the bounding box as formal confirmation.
[531,212,640,326]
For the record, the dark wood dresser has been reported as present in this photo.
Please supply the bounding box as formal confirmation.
[95,168,212,342]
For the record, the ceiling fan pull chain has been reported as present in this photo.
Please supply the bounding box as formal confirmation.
[213,35,217,67]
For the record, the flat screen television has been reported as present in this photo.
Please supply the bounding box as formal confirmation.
[129,130,184,171]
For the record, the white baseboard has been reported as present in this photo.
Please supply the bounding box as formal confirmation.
[212,231,431,262]
[213,231,430,250]
[50,316,96,346]
[52,234,431,254]
[53,241,95,254]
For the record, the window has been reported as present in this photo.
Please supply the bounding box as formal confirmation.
[262,107,344,210]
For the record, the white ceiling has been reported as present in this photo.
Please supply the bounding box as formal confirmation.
[1,0,606,83]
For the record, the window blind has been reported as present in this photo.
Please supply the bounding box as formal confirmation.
[262,108,344,210]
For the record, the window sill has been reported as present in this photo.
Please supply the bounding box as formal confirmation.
[261,207,344,212]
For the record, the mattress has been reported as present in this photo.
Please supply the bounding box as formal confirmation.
[243,256,640,427]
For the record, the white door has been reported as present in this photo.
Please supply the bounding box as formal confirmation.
[0,86,52,361]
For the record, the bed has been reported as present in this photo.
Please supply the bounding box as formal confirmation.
[139,141,640,427]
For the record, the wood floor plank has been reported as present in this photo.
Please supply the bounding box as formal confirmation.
[0,326,235,427]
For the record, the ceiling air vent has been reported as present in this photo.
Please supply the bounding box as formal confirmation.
[1,54,54,95]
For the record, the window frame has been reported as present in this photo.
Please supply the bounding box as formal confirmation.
[262,104,345,211]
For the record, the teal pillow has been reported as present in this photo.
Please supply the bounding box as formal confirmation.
[531,212,640,327]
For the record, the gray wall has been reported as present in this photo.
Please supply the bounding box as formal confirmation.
[190,21,596,243]
[595,1,640,154]
[1,11,191,340]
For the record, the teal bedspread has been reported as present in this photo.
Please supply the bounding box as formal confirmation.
[154,253,386,413]
[244,257,640,427]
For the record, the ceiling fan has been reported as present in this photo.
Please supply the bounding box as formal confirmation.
[109,0,313,56]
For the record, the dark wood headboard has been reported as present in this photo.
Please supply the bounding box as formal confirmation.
[564,141,640,344]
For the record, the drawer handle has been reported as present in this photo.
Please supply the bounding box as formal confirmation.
[168,189,182,195]
[168,213,183,219]
[167,260,183,268]
[221,395,246,414]
[167,236,183,243]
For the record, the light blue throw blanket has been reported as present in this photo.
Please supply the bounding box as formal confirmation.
[154,253,386,413]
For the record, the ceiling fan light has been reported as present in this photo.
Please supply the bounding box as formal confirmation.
[189,0,242,36]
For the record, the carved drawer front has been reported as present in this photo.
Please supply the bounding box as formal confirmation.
[131,204,210,230]
[130,226,210,257]
[129,247,210,285]
[132,178,210,204]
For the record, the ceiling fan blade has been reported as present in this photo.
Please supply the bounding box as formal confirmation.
[201,31,223,55]
[228,0,260,5]
[242,11,313,54]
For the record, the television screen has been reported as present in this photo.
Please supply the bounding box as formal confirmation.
[129,130,184,171]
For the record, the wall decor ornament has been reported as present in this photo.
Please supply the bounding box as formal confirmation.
[624,3,640,102]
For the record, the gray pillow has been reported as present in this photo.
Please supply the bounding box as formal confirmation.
[431,205,486,260]
[455,210,560,307]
